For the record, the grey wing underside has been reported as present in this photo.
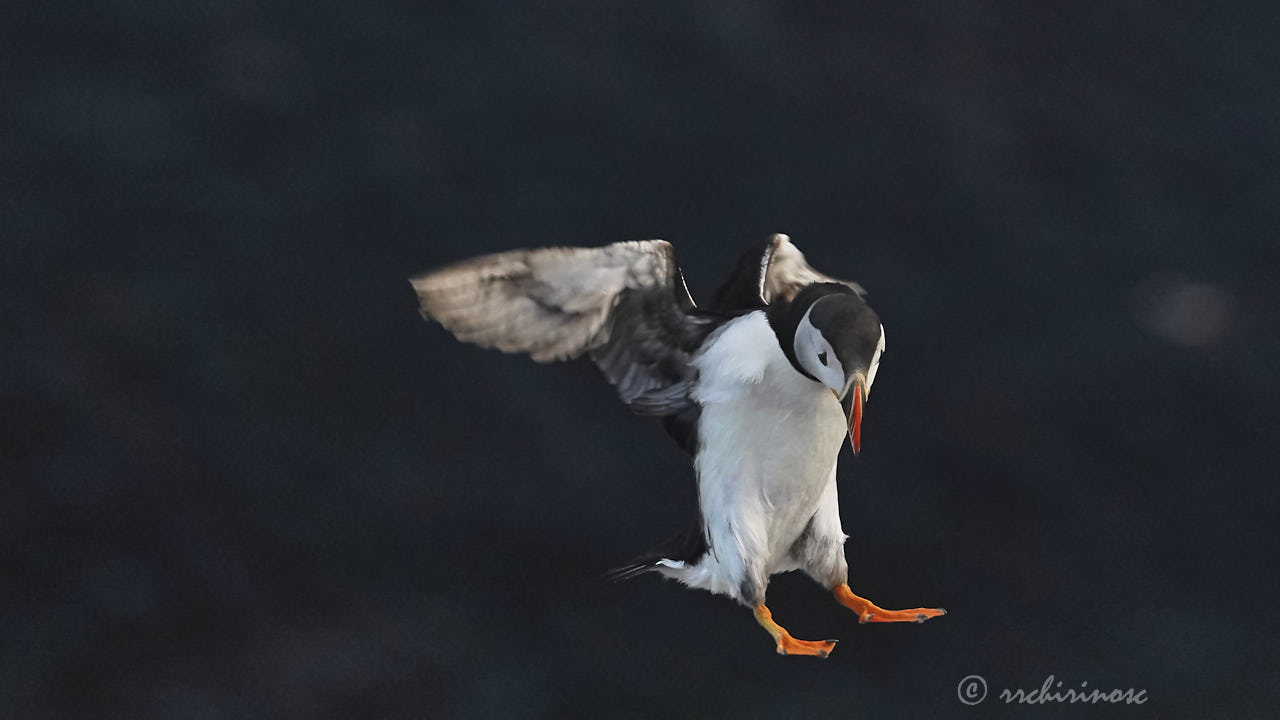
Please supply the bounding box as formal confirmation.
[410,240,721,416]
[711,233,866,312]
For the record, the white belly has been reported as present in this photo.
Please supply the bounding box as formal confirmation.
[698,375,845,565]
[668,312,847,601]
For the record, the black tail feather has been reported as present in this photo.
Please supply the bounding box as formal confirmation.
[606,522,708,583]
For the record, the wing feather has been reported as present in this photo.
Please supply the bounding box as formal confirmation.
[761,233,866,303]
[411,240,718,414]
[711,233,865,310]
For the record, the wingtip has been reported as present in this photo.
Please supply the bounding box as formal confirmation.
[407,270,435,293]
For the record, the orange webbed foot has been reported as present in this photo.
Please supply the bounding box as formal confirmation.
[834,583,946,624]
[753,605,838,658]
[775,635,839,657]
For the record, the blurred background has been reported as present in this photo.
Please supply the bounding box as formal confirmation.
[4,1,1279,717]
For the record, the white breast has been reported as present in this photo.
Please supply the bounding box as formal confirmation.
[677,311,846,599]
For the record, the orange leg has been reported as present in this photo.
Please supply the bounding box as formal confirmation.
[753,605,838,658]
[833,583,946,623]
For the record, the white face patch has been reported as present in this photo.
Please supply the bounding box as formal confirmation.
[864,324,885,397]
[793,303,846,392]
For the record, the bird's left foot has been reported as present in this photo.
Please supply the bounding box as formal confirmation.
[834,583,946,624]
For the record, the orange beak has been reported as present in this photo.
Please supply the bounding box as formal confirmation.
[850,383,863,454]
[838,377,867,455]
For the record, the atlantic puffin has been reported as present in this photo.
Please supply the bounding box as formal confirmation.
[410,233,944,657]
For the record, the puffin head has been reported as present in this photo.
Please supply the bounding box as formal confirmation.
[773,283,885,454]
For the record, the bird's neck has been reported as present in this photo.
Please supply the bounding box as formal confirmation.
[766,301,817,382]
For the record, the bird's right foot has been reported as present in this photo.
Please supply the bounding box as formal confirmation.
[753,604,838,658]
[775,635,839,657]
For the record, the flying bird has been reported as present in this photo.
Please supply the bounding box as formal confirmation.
[410,233,944,657]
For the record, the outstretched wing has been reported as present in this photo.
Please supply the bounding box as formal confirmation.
[410,240,720,415]
[711,233,866,311]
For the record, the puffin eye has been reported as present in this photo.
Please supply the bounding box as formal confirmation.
[817,351,828,366]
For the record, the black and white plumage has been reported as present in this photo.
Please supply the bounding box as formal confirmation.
[411,233,942,657]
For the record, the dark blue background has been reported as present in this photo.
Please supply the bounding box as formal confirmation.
[5,2,1279,717]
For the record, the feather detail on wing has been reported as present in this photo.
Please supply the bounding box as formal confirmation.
[410,240,719,414]
[711,233,866,311]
